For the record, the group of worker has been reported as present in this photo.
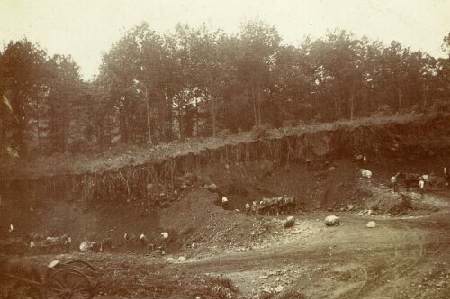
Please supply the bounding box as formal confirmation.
[390,167,449,194]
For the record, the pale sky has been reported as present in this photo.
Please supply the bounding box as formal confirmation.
[1,0,449,80]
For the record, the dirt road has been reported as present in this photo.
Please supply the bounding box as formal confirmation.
[173,211,450,299]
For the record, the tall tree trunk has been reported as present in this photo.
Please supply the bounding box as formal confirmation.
[349,94,355,120]
[349,82,356,120]
[145,88,152,144]
[397,86,403,111]
[13,90,26,154]
[164,89,173,142]
[119,104,129,144]
[333,96,339,120]
[251,85,260,127]
[194,98,199,137]
[422,83,428,108]
[210,94,217,137]
[36,95,41,152]
[256,87,262,126]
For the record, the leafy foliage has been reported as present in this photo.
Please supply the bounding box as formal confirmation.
[1,24,449,156]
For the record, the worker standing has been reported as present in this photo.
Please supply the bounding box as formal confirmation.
[418,178,425,196]
[245,203,251,215]
[391,176,397,192]
[445,167,449,187]
[391,172,400,193]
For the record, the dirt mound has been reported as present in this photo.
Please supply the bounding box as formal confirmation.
[159,188,274,255]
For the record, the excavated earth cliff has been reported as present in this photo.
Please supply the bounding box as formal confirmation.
[1,113,449,247]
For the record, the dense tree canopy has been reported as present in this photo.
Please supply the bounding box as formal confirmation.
[0,39,84,157]
[1,23,449,157]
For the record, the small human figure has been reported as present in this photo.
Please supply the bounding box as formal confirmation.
[245,203,251,215]
[139,233,147,247]
[418,178,425,196]
[251,201,258,215]
[391,175,398,193]
[444,167,449,187]
[221,196,229,209]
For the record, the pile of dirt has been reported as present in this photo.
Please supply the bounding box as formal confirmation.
[356,180,445,216]
[159,188,275,255]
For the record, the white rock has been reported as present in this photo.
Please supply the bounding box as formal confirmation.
[361,169,373,179]
[79,241,94,252]
[206,183,217,190]
[366,221,376,228]
[8,224,14,233]
[221,196,229,203]
[161,232,169,239]
[178,256,186,262]
[325,215,340,226]
[48,260,60,268]
[139,233,146,240]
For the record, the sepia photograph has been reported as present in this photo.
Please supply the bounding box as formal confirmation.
[0,0,450,298]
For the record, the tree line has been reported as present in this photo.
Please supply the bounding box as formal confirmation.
[1,22,450,157]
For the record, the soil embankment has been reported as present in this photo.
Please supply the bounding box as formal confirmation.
[1,113,450,246]
[1,114,450,299]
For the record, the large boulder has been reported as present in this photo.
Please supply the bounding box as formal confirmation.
[324,215,340,226]
[366,221,376,228]
[79,241,97,252]
[361,169,373,179]
[205,183,218,191]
